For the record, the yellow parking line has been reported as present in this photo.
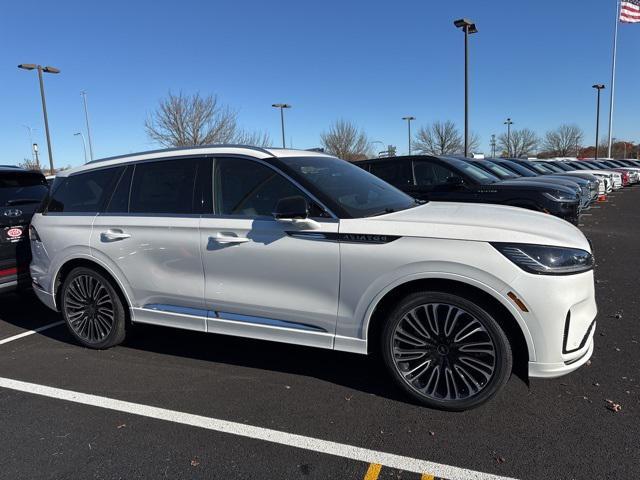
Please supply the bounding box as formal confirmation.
[421,474,435,480]
[364,463,382,480]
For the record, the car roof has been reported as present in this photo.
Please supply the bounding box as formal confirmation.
[57,145,335,177]
[0,165,27,172]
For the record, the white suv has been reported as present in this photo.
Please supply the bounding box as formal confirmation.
[29,146,597,410]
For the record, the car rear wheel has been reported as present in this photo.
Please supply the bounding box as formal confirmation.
[60,267,126,349]
[381,291,512,411]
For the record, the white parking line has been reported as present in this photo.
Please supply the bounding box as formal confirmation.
[0,376,515,480]
[0,321,64,346]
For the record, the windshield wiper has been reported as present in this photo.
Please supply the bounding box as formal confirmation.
[6,198,42,206]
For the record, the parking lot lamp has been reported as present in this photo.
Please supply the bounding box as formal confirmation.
[454,18,478,157]
[74,132,88,163]
[18,64,60,174]
[272,103,291,148]
[402,116,415,155]
[592,84,605,159]
[504,118,513,157]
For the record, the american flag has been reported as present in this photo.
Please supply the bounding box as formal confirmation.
[620,0,640,23]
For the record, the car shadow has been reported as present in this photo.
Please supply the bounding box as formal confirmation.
[0,290,528,406]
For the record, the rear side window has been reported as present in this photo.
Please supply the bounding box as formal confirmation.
[129,158,198,214]
[369,161,414,187]
[47,168,120,213]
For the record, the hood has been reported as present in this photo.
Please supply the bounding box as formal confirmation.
[495,179,578,195]
[345,202,590,250]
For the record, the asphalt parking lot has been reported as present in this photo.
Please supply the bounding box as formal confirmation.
[0,190,638,480]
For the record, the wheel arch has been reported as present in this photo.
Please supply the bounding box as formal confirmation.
[53,256,132,315]
[365,275,534,379]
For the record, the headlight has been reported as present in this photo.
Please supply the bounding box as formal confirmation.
[542,191,578,203]
[492,243,594,275]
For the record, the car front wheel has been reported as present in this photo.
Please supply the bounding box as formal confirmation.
[60,267,127,349]
[381,291,512,411]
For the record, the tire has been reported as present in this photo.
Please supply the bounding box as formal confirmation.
[381,291,512,411]
[60,267,127,349]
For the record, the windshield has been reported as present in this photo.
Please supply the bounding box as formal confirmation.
[476,161,517,179]
[522,162,552,174]
[496,161,536,177]
[279,156,416,218]
[551,162,574,171]
[537,162,564,173]
[0,171,48,207]
[448,159,500,183]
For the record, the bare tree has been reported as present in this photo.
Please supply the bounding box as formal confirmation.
[498,128,539,158]
[18,158,41,171]
[145,92,270,147]
[412,120,479,156]
[543,124,584,157]
[320,119,373,161]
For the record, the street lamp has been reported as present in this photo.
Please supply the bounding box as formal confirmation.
[80,91,95,161]
[74,132,88,163]
[490,134,497,158]
[18,63,60,174]
[592,84,605,159]
[272,103,291,148]
[504,118,513,157]
[454,18,478,157]
[402,116,415,155]
[32,143,40,169]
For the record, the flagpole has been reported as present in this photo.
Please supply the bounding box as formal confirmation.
[607,0,621,158]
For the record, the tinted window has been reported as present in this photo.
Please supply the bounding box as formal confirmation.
[48,168,119,213]
[214,158,318,217]
[413,162,460,186]
[130,159,198,214]
[105,166,133,213]
[0,171,48,207]
[476,161,517,178]
[280,156,416,218]
[369,160,413,187]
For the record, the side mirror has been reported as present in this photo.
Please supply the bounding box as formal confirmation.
[273,196,309,220]
[446,176,464,188]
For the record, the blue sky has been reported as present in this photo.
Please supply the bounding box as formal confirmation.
[1,0,638,168]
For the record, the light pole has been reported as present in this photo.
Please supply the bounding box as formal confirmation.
[22,125,36,162]
[454,18,478,158]
[74,132,88,163]
[18,64,60,173]
[592,84,605,160]
[402,116,415,155]
[272,103,291,148]
[490,134,497,158]
[32,143,40,170]
[80,91,95,161]
[504,118,513,157]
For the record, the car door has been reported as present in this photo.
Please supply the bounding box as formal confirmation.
[90,157,206,331]
[199,156,340,348]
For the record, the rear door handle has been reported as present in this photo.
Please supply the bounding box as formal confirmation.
[210,234,249,244]
[101,229,131,242]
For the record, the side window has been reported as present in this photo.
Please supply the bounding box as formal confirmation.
[370,161,413,187]
[413,162,460,186]
[214,158,319,217]
[105,166,133,213]
[47,167,120,213]
[129,158,198,215]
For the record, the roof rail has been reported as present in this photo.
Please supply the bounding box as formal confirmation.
[86,144,275,165]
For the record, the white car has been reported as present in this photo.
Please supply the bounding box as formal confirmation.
[29,146,598,410]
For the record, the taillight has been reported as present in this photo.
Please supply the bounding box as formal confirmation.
[29,225,41,242]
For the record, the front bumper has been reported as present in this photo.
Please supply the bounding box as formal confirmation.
[506,269,597,379]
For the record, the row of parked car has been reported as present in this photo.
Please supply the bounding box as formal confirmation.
[355,156,640,224]
[0,148,617,410]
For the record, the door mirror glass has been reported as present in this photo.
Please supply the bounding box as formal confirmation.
[273,196,309,219]
[446,176,464,188]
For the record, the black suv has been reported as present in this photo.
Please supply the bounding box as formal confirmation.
[356,155,581,223]
[0,166,48,293]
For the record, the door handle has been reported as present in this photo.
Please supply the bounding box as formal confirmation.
[101,229,131,242]
[210,234,249,244]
